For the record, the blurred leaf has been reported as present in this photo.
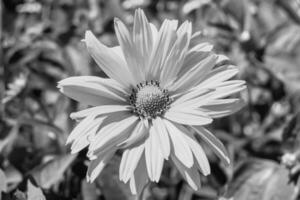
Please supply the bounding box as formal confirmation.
[282,112,300,151]
[64,43,90,75]
[182,0,211,15]
[13,190,26,200]
[81,180,99,200]
[5,164,23,191]
[27,180,46,200]
[265,55,300,93]
[96,156,135,200]
[0,169,7,192]
[276,0,300,24]
[29,154,76,189]
[225,159,295,200]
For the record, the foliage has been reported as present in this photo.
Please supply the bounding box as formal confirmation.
[2,0,300,199]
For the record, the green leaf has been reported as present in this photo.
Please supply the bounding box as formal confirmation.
[29,154,76,189]
[225,159,295,200]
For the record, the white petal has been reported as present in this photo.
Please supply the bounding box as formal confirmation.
[146,19,178,80]
[119,143,145,183]
[114,18,144,84]
[173,81,245,109]
[145,125,164,182]
[163,120,194,168]
[84,31,133,87]
[153,117,170,159]
[89,115,139,153]
[182,133,210,175]
[133,9,154,73]
[69,117,105,153]
[189,42,213,52]
[164,107,212,126]
[191,126,230,165]
[200,98,245,118]
[169,54,217,92]
[70,105,130,120]
[58,76,127,106]
[118,120,148,149]
[195,65,239,89]
[86,148,116,182]
[160,30,190,88]
[129,155,148,195]
[171,154,201,191]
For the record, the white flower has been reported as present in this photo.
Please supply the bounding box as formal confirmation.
[58,9,246,195]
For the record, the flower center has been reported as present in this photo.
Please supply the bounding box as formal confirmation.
[129,80,172,119]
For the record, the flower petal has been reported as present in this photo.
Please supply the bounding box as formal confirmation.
[200,98,245,118]
[169,54,217,92]
[160,23,191,87]
[146,19,178,80]
[69,117,105,153]
[89,114,139,153]
[118,120,148,149]
[119,143,145,183]
[164,107,212,126]
[86,147,117,182]
[153,117,170,159]
[84,31,133,87]
[133,9,154,71]
[70,105,131,120]
[163,120,194,168]
[145,125,164,182]
[182,133,210,175]
[191,126,230,165]
[58,76,128,106]
[114,18,144,84]
[129,155,148,195]
[171,154,201,190]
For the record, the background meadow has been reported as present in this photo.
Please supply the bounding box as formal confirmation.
[1,0,300,199]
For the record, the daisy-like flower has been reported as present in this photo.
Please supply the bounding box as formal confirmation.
[58,9,246,195]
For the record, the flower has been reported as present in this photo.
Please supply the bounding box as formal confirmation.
[58,9,246,195]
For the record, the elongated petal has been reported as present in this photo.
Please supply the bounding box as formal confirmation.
[169,54,217,92]
[153,117,170,159]
[145,125,164,182]
[118,120,148,149]
[191,126,230,165]
[182,133,210,175]
[195,65,239,89]
[163,120,194,167]
[70,105,131,120]
[84,31,133,88]
[173,81,245,109]
[146,19,178,80]
[114,18,144,84]
[164,107,212,126]
[133,9,153,71]
[171,154,201,190]
[160,32,190,87]
[69,118,105,153]
[129,155,148,195]
[200,98,245,118]
[86,148,117,182]
[58,76,127,106]
[90,115,139,152]
[119,143,145,183]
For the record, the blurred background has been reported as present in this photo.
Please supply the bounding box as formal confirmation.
[1,0,300,199]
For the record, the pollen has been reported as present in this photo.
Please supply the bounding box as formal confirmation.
[129,80,172,119]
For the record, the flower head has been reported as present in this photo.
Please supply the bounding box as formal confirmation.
[58,9,246,195]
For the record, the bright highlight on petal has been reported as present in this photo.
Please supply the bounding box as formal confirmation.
[58,8,246,195]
